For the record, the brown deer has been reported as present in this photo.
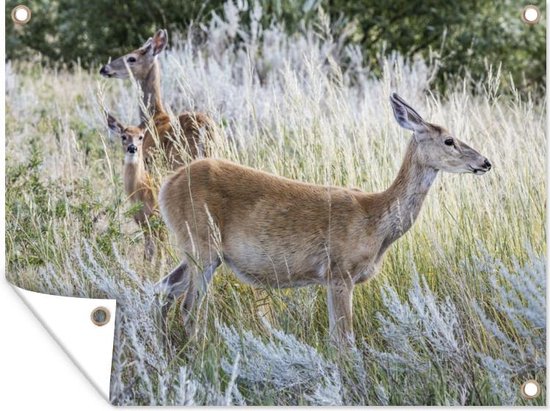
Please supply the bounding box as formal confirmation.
[100,29,216,168]
[154,93,492,343]
[107,114,160,261]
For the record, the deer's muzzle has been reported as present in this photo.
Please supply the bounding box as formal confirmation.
[472,158,492,174]
[99,65,113,77]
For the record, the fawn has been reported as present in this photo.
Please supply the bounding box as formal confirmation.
[107,114,160,261]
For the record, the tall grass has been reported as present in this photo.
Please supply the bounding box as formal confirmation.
[6,1,545,405]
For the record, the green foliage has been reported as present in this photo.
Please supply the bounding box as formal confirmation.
[6,0,545,93]
[5,0,225,66]
[5,135,124,272]
[325,0,546,93]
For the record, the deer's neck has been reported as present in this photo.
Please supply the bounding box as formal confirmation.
[376,137,438,248]
[138,61,165,122]
[124,154,148,200]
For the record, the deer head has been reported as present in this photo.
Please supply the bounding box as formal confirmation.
[99,29,168,80]
[390,93,492,175]
[107,114,146,164]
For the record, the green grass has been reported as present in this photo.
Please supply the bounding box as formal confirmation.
[5,38,546,405]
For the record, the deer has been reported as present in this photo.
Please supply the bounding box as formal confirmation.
[154,93,492,343]
[100,29,216,168]
[107,113,160,261]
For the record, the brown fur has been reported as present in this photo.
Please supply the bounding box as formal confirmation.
[100,29,218,168]
[108,115,161,260]
[123,147,157,225]
[155,93,492,343]
[144,110,216,167]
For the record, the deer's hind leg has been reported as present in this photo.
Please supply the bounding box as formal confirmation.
[180,257,221,337]
[155,256,221,336]
[155,260,190,323]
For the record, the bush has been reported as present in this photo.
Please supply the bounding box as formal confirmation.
[6,0,545,94]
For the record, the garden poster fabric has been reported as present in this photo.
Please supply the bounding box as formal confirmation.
[5,0,545,406]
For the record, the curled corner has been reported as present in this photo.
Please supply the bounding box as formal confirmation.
[11,285,116,402]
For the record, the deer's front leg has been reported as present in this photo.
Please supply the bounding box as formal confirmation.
[327,280,354,345]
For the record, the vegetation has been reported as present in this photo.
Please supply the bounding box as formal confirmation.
[6,1,546,406]
[6,0,546,93]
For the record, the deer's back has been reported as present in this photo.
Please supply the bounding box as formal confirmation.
[173,112,216,160]
[142,112,217,168]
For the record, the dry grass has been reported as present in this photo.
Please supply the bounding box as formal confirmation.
[5,3,545,405]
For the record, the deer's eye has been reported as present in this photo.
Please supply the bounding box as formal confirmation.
[444,138,454,146]
[139,135,143,140]
[122,135,127,141]
[127,56,136,63]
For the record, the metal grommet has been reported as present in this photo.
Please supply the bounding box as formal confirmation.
[91,306,111,326]
[11,5,32,25]
[520,379,541,400]
[521,5,541,25]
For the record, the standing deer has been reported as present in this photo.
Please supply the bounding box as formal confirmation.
[100,29,216,167]
[107,114,159,261]
[155,93,492,343]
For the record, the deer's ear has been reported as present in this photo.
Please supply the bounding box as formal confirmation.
[151,29,168,56]
[390,93,427,132]
[138,128,147,139]
[139,37,153,54]
[107,114,124,135]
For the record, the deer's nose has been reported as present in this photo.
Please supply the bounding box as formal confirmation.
[99,65,111,77]
[483,159,492,170]
[127,144,137,154]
